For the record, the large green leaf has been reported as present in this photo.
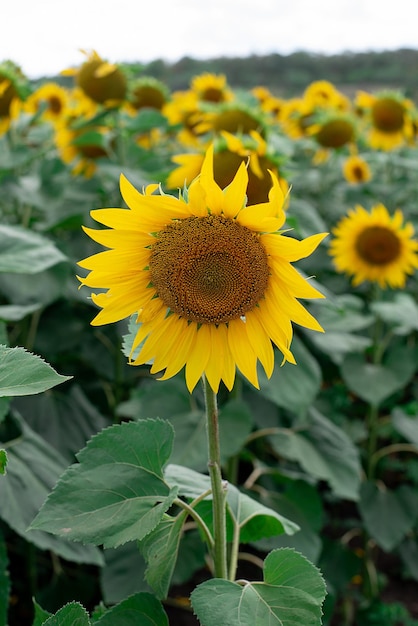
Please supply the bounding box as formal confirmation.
[258,337,322,414]
[30,420,178,548]
[392,408,418,446]
[42,602,90,626]
[0,450,7,476]
[95,592,169,626]
[165,464,299,543]
[0,345,72,397]
[101,544,151,604]
[269,408,361,500]
[0,413,103,565]
[0,224,67,273]
[0,531,9,626]
[191,548,326,626]
[359,482,418,551]
[371,293,418,335]
[340,344,416,406]
[138,512,187,599]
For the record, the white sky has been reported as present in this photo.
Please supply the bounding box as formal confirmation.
[4,0,418,79]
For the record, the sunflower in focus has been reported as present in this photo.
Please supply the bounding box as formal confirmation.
[329,204,418,288]
[355,90,415,150]
[78,145,326,392]
[342,155,372,184]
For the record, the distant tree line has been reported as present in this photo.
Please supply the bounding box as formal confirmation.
[128,48,418,99]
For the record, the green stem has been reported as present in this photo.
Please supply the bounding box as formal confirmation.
[174,497,214,551]
[202,375,228,579]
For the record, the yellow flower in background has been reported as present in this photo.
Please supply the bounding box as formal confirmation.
[303,80,350,112]
[329,204,418,288]
[167,131,288,205]
[190,72,233,103]
[342,155,372,184]
[127,76,170,111]
[0,61,28,134]
[196,102,266,137]
[65,50,127,106]
[24,82,69,125]
[78,145,326,393]
[355,90,415,150]
[55,123,110,178]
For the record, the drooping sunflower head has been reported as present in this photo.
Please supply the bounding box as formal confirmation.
[329,204,418,288]
[73,50,127,106]
[78,145,326,392]
[342,155,372,185]
[308,112,356,149]
[197,101,267,137]
[128,76,170,111]
[190,72,233,103]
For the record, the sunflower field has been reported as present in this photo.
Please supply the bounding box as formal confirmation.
[1,51,418,626]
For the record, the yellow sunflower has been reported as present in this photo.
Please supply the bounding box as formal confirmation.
[78,145,326,392]
[190,72,233,103]
[65,50,127,106]
[55,122,110,178]
[23,82,69,125]
[303,80,350,112]
[355,90,414,150]
[342,155,372,185]
[329,204,418,288]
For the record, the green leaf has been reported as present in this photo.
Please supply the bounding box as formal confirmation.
[0,413,104,565]
[392,408,418,446]
[0,345,72,397]
[258,337,322,414]
[32,600,52,625]
[341,344,416,406]
[165,464,299,543]
[30,420,178,548]
[138,512,187,599]
[398,538,418,581]
[42,602,90,626]
[0,303,41,322]
[0,531,10,626]
[0,224,67,273]
[94,592,168,626]
[269,408,361,500]
[0,450,7,476]
[359,482,417,551]
[191,548,326,626]
[371,293,418,335]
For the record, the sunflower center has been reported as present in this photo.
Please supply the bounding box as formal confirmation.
[355,226,401,265]
[48,96,63,114]
[149,215,270,324]
[315,119,354,148]
[372,98,404,133]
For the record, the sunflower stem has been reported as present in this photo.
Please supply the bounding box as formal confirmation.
[202,375,228,579]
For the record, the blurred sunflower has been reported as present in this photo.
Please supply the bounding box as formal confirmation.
[64,50,127,106]
[24,82,69,125]
[167,130,288,205]
[303,80,350,112]
[127,76,170,112]
[196,101,267,137]
[355,90,414,150]
[0,61,28,134]
[307,112,357,163]
[342,155,372,184]
[163,90,204,147]
[279,97,313,140]
[78,145,326,392]
[55,123,111,177]
[190,72,233,103]
[329,204,418,288]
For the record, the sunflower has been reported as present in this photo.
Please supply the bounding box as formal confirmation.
[127,76,170,112]
[329,204,418,288]
[0,61,29,134]
[303,80,350,112]
[65,50,127,106]
[23,82,69,125]
[55,122,110,177]
[78,145,326,392]
[190,72,233,103]
[355,90,414,150]
[167,131,288,205]
[342,155,372,185]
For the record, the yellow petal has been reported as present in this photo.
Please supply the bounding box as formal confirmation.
[222,160,248,219]
[199,144,224,215]
[245,310,275,378]
[262,232,328,262]
[227,319,259,388]
[185,324,212,392]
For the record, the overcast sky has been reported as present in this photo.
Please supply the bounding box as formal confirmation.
[5,0,418,79]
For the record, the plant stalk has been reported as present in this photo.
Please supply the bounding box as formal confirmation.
[202,375,228,579]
